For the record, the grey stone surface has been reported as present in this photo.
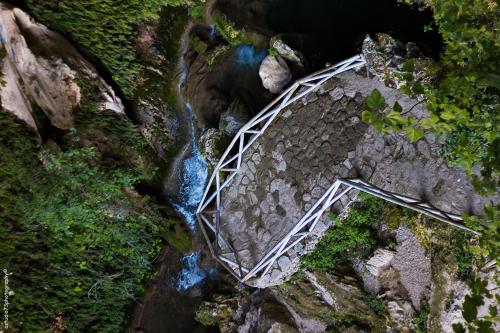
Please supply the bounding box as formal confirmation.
[270,36,305,68]
[358,249,396,294]
[392,226,431,310]
[259,55,292,93]
[217,67,493,288]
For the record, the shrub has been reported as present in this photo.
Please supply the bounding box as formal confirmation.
[363,295,386,317]
[0,101,167,331]
[412,305,429,333]
[301,193,384,270]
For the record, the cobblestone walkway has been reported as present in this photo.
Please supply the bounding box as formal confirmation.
[218,68,489,287]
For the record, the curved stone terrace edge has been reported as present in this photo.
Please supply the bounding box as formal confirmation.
[195,54,481,287]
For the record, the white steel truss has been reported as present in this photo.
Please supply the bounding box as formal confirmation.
[195,54,478,284]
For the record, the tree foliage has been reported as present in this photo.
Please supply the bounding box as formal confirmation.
[26,0,188,97]
[0,88,168,331]
[452,278,498,333]
[367,0,499,194]
[301,193,384,270]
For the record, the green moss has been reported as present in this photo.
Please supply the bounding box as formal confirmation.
[212,12,252,46]
[26,0,188,98]
[189,0,207,21]
[74,76,158,179]
[133,5,191,162]
[0,100,169,331]
[166,222,192,253]
[206,45,231,68]
[189,35,207,54]
[268,47,279,57]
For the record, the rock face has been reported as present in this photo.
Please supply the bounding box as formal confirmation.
[356,248,395,294]
[220,97,252,136]
[0,3,123,134]
[356,225,431,311]
[259,55,292,93]
[200,128,230,171]
[184,44,271,128]
[430,265,499,332]
[198,271,386,333]
[362,33,434,89]
[270,36,305,68]
[392,226,431,310]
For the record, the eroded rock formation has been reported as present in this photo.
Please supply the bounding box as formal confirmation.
[0,2,123,135]
[259,55,292,93]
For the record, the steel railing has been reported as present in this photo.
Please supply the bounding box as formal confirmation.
[195,54,477,284]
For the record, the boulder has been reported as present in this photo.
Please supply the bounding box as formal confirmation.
[259,55,292,93]
[356,248,395,294]
[200,128,230,172]
[392,226,431,310]
[0,3,123,135]
[219,97,251,136]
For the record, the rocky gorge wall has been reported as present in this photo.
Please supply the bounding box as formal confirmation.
[0,3,124,135]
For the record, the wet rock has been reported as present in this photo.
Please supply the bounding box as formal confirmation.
[386,300,416,333]
[220,97,252,136]
[259,55,292,93]
[137,100,181,158]
[270,36,305,68]
[184,45,271,128]
[0,3,123,134]
[195,293,238,332]
[200,128,230,172]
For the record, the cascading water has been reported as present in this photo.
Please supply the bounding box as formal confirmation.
[170,32,212,291]
[172,102,211,291]
[176,252,207,291]
[172,102,208,230]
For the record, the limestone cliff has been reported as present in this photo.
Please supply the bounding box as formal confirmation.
[0,2,123,136]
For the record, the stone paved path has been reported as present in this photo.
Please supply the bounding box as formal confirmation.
[218,68,490,287]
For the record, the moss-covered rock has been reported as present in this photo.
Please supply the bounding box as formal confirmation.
[200,128,231,173]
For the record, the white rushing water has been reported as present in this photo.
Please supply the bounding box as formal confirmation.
[173,104,210,291]
[173,52,210,290]
[175,252,207,291]
[172,103,208,229]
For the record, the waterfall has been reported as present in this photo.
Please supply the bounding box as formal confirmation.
[172,103,208,229]
[171,46,211,291]
[236,44,266,66]
[175,252,207,291]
